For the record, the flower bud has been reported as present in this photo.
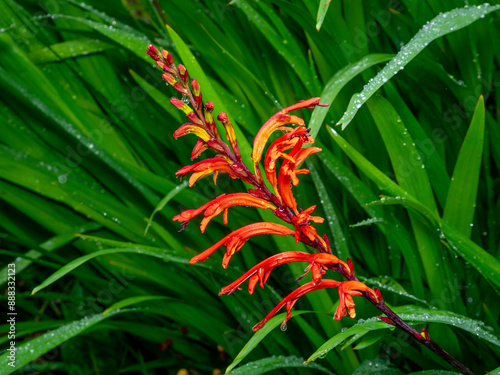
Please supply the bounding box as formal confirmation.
[162,73,177,86]
[204,102,215,132]
[186,111,203,126]
[156,60,175,74]
[147,44,160,56]
[171,97,193,115]
[178,64,189,84]
[191,79,200,96]
[161,50,174,66]
[173,82,188,95]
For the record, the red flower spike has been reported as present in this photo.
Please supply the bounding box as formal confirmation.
[170,98,193,115]
[162,72,177,86]
[334,281,378,321]
[173,193,276,233]
[178,64,189,84]
[189,222,295,268]
[176,156,241,187]
[161,50,175,66]
[173,123,211,142]
[217,112,241,159]
[220,251,346,296]
[252,280,341,331]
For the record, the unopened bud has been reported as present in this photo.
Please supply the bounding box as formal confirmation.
[161,50,174,66]
[178,64,189,84]
[170,97,193,115]
[162,73,177,86]
[173,82,188,95]
[147,44,160,56]
[186,111,203,126]
[156,60,175,74]
[191,79,200,96]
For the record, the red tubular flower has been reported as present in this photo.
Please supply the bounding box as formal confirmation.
[173,193,276,233]
[264,127,313,198]
[173,123,211,142]
[334,281,378,321]
[252,114,305,168]
[219,251,348,296]
[217,112,241,160]
[176,156,241,187]
[252,97,323,167]
[278,147,322,214]
[189,222,295,268]
[170,97,193,115]
[191,138,208,160]
[252,280,341,331]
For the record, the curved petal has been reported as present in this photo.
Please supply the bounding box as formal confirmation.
[252,279,340,331]
[189,222,294,268]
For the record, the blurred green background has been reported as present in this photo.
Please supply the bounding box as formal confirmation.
[1,0,500,374]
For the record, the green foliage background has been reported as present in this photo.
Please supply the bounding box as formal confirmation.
[0,0,500,374]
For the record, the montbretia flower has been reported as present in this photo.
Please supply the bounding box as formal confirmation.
[264,127,313,197]
[189,222,295,268]
[173,193,276,232]
[291,205,327,249]
[252,280,341,331]
[334,281,378,320]
[277,146,322,214]
[252,97,324,171]
[173,123,211,142]
[219,251,348,296]
[176,156,252,187]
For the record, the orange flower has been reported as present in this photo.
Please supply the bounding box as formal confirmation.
[290,205,328,250]
[191,138,208,160]
[252,280,341,331]
[176,156,250,187]
[264,127,313,199]
[277,147,322,214]
[173,123,211,142]
[252,97,324,169]
[173,193,276,233]
[219,251,347,296]
[189,222,295,268]
[334,281,378,320]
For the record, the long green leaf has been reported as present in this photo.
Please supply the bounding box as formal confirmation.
[31,245,209,295]
[338,4,500,129]
[225,311,310,374]
[0,309,132,374]
[443,96,485,238]
[306,305,500,363]
[229,355,333,375]
[309,54,393,138]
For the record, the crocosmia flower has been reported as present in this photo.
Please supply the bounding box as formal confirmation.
[146,43,378,333]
